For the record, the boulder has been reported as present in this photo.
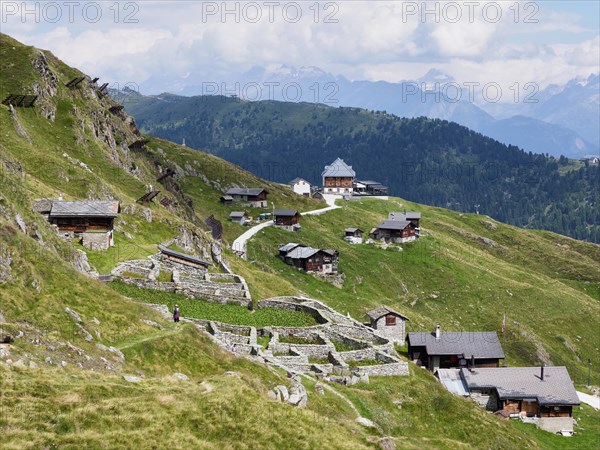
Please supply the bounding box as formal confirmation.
[123,375,141,383]
[356,417,377,428]
[64,307,82,323]
[172,372,189,381]
[274,385,289,402]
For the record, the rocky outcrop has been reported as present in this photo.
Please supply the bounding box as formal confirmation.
[31,51,58,120]
[268,374,307,407]
[74,249,92,274]
[9,105,32,143]
[0,244,13,284]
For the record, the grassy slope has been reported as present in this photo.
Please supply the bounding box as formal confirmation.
[242,198,600,384]
[1,33,599,449]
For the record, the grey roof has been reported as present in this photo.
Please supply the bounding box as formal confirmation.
[159,246,211,267]
[407,331,505,359]
[278,243,303,253]
[220,195,233,200]
[322,158,356,178]
[366,305,409,321]
[357,180,380,186]
[289,177,310,185]
[229,211,247,218]
[345,227,363,233]
[274,209,300,217]
[322,249,338,256]
[49,200,120,218]
[226,188,266,196]
[460,367,580,406]
[286,246,321,259]
[438,368,469,396]
[389,212,421,221]
[375,219,411,230]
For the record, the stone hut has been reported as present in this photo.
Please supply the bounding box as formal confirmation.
[366,306,409,345]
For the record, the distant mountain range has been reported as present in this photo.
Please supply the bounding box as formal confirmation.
[151,66,598,159]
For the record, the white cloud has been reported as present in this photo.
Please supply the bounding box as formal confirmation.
[1,1,597,94]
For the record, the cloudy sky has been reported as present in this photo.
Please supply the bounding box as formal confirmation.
[2,1,598,97]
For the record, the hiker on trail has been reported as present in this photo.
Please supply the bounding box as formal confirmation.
[173,305,180,323]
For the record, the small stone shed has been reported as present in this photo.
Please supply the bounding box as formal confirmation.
[366,306,410,345]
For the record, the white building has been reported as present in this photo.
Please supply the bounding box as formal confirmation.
[288,177,311,197]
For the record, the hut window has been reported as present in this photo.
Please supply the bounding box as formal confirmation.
[385,315,396,326]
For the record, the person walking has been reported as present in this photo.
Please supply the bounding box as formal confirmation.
[173,304,180,323]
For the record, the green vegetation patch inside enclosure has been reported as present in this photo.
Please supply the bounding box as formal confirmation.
[110,281,318,328]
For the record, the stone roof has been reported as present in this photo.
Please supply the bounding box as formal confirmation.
[49,200,120,218]
[278,243,303,253]
[407,331,505,359]
[460,366,580,406]
[159,246,211,267]
[285,246,321,259]
[389,212,421,221]
[226,188,267,196]
[345,227,363,233]
[273,209,300,217]
[322,158,356,178]
[366,305,410,321]
[229,211,247,218]
[289,177,310,185]
[220,195,233,201]
[375,219,411,231]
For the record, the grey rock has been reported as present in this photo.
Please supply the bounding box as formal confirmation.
[108,346,125,360]
[44,357,52,364]
[172,372,189,381]
[74,250,92,274]
[64,307,82,323]
[28,360,38,369]
[267,390,278,401]
[275,385,289,402]
[141,208,152,223]
[356,417,377,428]
[78,324,94,342]
[14,213,26,233]
[225,371,241,379]
[141,319,162,329]
[315,383,325,395]
[123,375,141,383]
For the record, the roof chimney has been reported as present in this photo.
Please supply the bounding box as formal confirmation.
[541,365,545,381]
[471,354,475,369]
[435,323,441,341]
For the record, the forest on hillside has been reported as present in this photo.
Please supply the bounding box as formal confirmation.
[126,95,600,243]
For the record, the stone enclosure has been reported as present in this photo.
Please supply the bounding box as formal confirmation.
[112,252,251,306]
[191,297,409,379]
